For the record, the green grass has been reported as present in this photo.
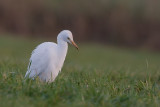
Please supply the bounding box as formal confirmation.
[0,36,160,107]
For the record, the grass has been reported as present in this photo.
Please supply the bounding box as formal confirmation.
[0,35,160,107]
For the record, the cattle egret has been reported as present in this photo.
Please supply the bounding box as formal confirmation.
[25,30,78,82]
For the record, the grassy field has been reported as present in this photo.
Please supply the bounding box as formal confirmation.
[0,36,160,107]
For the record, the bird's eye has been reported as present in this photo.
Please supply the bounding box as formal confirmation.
[67,37,70,40]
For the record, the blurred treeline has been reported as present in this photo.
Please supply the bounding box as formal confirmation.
[0,0,160,49]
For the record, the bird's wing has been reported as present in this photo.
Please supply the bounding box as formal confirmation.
[25,42,57,79]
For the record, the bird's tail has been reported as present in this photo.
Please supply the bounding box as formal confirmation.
[25,60,32,78]
[24,70,30,78]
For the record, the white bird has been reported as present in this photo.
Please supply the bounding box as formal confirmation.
[25,30,78,83]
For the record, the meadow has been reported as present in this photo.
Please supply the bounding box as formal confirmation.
[0,35,160,107]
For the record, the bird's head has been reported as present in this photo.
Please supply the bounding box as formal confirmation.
[58,30,79,50]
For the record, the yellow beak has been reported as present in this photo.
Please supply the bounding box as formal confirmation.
[70,40,79,50]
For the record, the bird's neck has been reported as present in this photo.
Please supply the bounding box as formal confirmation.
[57,40,68,68]
[57,39,68,53]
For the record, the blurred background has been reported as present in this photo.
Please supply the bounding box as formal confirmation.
[0,0,160,50]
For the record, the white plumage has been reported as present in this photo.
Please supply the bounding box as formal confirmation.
[25,30,78,82]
